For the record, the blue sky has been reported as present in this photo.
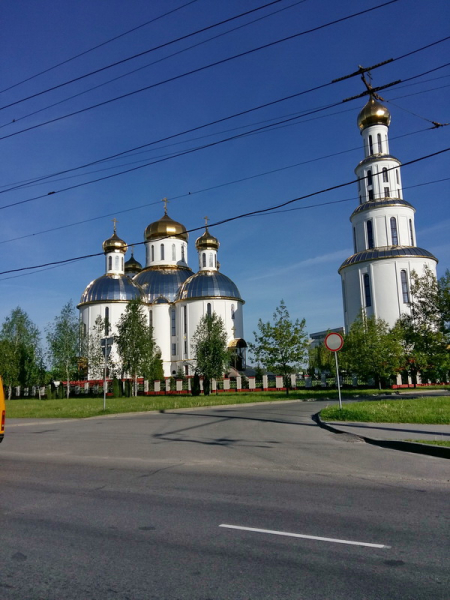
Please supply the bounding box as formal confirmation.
[0,0,449,344]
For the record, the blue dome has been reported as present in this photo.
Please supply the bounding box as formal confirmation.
[177,270,242,301]
[134,267,193,303]
[339,246,437,272]
[79,274,144,305]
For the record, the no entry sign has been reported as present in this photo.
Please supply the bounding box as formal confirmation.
[324,332,344,352]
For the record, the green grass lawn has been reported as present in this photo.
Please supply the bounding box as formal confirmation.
[407,440,450,447]
[320,397,450,425]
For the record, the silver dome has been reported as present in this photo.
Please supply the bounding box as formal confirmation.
[177,270,242,301]
[134,268,193,303]
[339,246,437,272]
[79,274,144,305]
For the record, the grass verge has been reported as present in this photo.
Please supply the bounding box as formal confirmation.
[406,440,450,447]
[320,397,450,425]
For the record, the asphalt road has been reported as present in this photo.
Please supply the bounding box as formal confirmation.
[1,401,449,599]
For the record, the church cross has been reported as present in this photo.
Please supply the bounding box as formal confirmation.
[204,216,209,228]
[162,197,169,214]
[112,217,118,233]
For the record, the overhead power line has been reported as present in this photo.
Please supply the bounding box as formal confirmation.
[0,126,436,246]
[0,0,400,140]
[0,0,284,111]
[1,61,447,209]
[0,0,200,95]
[1,146,447,277]
[0,0,308,130]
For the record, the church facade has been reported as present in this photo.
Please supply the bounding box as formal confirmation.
[78,207,246,378]
[339,96,438,330]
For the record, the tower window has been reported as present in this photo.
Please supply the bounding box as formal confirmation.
[160,244,165,260]
[115,256,119,270]
[108,256,112,270]
[207,303,212,317]
[184,340,187,355]
[368,189,374,200]
[396,169,400,184]
[367,220,374,249]
[409,219,414,245]
[183,305,187,334]
[353,227,357,253]
[202,253,206,267]
[363,273,372,307]
[171,309,176,336]
[368,135,373,155]
[181,245,185,262]
[209,252,213,267]
[377,133,382,153]
[390,217,398,245]
[121,257,124,271]
[384,187,390,198]
[231,304,235,320]
[172,343,176,356]
[172,244,176,261]
[401,270,410,303]
[105,307,110,335]
[382,168,388,182]
[215,254,217,267]
[367,170,372,186]
[151,245,154,261]
[149,310,153,328]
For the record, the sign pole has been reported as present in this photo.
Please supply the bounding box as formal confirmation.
[324,332,344,411]
[335,351,342,410]
[103,337,107,411]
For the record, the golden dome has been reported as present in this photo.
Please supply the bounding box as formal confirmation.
[357,97,391,131]
[196,227,219,250]
[124,252,142,274]
[144,212,188,241]
[102,229,127,254]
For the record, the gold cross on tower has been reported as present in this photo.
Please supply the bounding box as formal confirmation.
[112,218,118,233]
[162,197,169,214]
[204,216,209,228]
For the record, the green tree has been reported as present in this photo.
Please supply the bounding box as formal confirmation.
[0,307,43,398]
[191,313,229,395]
[116,299,157,396]
[394,267,449,383]
[46,301,80,398]
[249,300,308,394]
[341,315,403,389]
[308,342,336,378]
[84,316,117,380]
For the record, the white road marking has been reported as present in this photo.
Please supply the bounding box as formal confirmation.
[219,524,390,549]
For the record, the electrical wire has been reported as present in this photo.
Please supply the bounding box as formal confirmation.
[0,0,284,110]
[0,146,447,277]
[0,0,400,140]
[0,0,308,130]
[0,0,200,95]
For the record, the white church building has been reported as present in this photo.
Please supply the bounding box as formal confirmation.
[78,207,246,378]
[339,96,438,330]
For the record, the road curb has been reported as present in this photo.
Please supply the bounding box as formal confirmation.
[313,413,450,459]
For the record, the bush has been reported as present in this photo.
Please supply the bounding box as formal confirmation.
[191,373,201,396]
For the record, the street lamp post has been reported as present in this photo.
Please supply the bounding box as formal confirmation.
[101,336,114,411]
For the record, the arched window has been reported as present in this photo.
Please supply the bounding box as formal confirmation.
[409,219,414,246]
[151,245,154,261]
[368,135,373,155]
[121,257,124,271]
[353,227,357,254]
[108,256,112,270]
[207,303,212,317]
[172,244,176,261]
[171,309,176,336]
[160,244,164,260]
[105,307,110,335]
[209,253,213,267]
[396,169,400,184]
[390,217,398,245]
[149,310,153,328]
[231,304,235,320]
[377,133,382,153]
[183,305,187,334]
[382,168,388,182]
[367,220,374,249]
[214,255,217,267]
[181,245,185,262]
[367,170,372,186]
[202,253,206,267]
[401,270,410,303]
[363,273,372,307]
[115,256,119,270]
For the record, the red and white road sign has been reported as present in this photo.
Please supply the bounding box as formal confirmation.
[324,332,344,352]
